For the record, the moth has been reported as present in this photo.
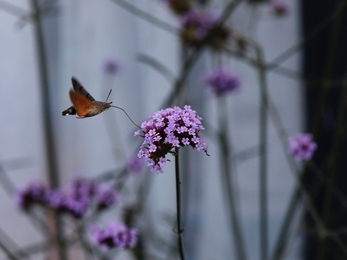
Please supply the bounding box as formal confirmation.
[62,77,113,118]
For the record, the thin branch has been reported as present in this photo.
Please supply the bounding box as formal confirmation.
[137,53,177,84]
[174,148,185,260]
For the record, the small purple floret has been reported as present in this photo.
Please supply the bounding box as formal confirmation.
[289,133,317,161]
[90,221,138,250]
[103,58,121,74]
[95,185,119,210]
[206,68,241,96]
[15,180,47,210]
[126,155,145,174]
[180,10,217,38]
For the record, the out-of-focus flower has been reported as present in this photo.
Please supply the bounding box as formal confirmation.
[289,133,317,161]
[162,0,191,15]
[44,179,93,217]
[45,188,65,210]
[95,185,119,211]
[17,177,123,218]
[180,10,216,46]
[90,222,138,250]
[271,0,290,16]
[103,58,121,74]
[126,155,145,174]
[15,180,47,210]
[180,9,229,49]
[206,68,241,96]
[135,105,208,173]
[62,178,95,218]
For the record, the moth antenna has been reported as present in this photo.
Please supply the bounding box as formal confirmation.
[111,105,141,128]
[105,89,112,102]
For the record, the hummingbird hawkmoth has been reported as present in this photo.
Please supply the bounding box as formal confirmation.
[62,77,113,118]
[62,77,140,128]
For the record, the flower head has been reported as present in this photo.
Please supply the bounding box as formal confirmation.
[44,178,94,217]
[181,10,216,38]
[180,9,230,49]
[126,155,145,174]
[271,0,290,16]
[135,105,208,173]
[206,68,241,96]
[103,58,121,74]
[289,133,317,161]
[62,178,95,218]
[90,222,138,250]
[15,180,47,210]
[95,185,119,211]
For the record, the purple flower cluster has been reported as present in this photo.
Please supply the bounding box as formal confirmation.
[126,155,145,174]
[15,180,47,211]
[103,58,121,74]
[16,177,119,218]
[289,133,317,161]
[135,106,208,173]
[95,185,120,211]
[206,68,241,96]
[271,0,290,16]
[181,10,217,39]
[90,222,138,250]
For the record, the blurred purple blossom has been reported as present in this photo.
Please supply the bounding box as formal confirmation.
[45,189,65,210]
[289,133,317,161]
[135,106,208,173]
[180,10,217,39]
[95,185,119,210]
[16,177,123,218]
[271,0,290,16]
[15,180,47,210]
[103,58,121,74]
[62,178,95,218]
[90,221,138,250]
[126,155,145,174]
[206,68,241,96]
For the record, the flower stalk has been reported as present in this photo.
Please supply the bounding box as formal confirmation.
[175,147,185,260]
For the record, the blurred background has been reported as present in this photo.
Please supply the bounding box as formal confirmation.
[0,0,346,259]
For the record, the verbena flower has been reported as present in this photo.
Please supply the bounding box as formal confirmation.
[181,9,216,39]
[206,68,241,96]
[180,9,229,49]
[63,178,95,218]
[95,185,119,211]
[289,133,317,161]
[17,177,122,218]
[90,222,138,250]
[15,180,47,210]
[126,155,145,174]
[103,58,121,74]
[135,105,208,173]
[45,177,95,218]
[271,0,290,16]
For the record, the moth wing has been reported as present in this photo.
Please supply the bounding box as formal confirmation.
[71,77,95,102]
[69,89,94,117]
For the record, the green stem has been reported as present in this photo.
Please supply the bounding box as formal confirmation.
[29,0,66,259]
[175,148,185,260]
[217,97,247,260]
[256,47,268,260]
